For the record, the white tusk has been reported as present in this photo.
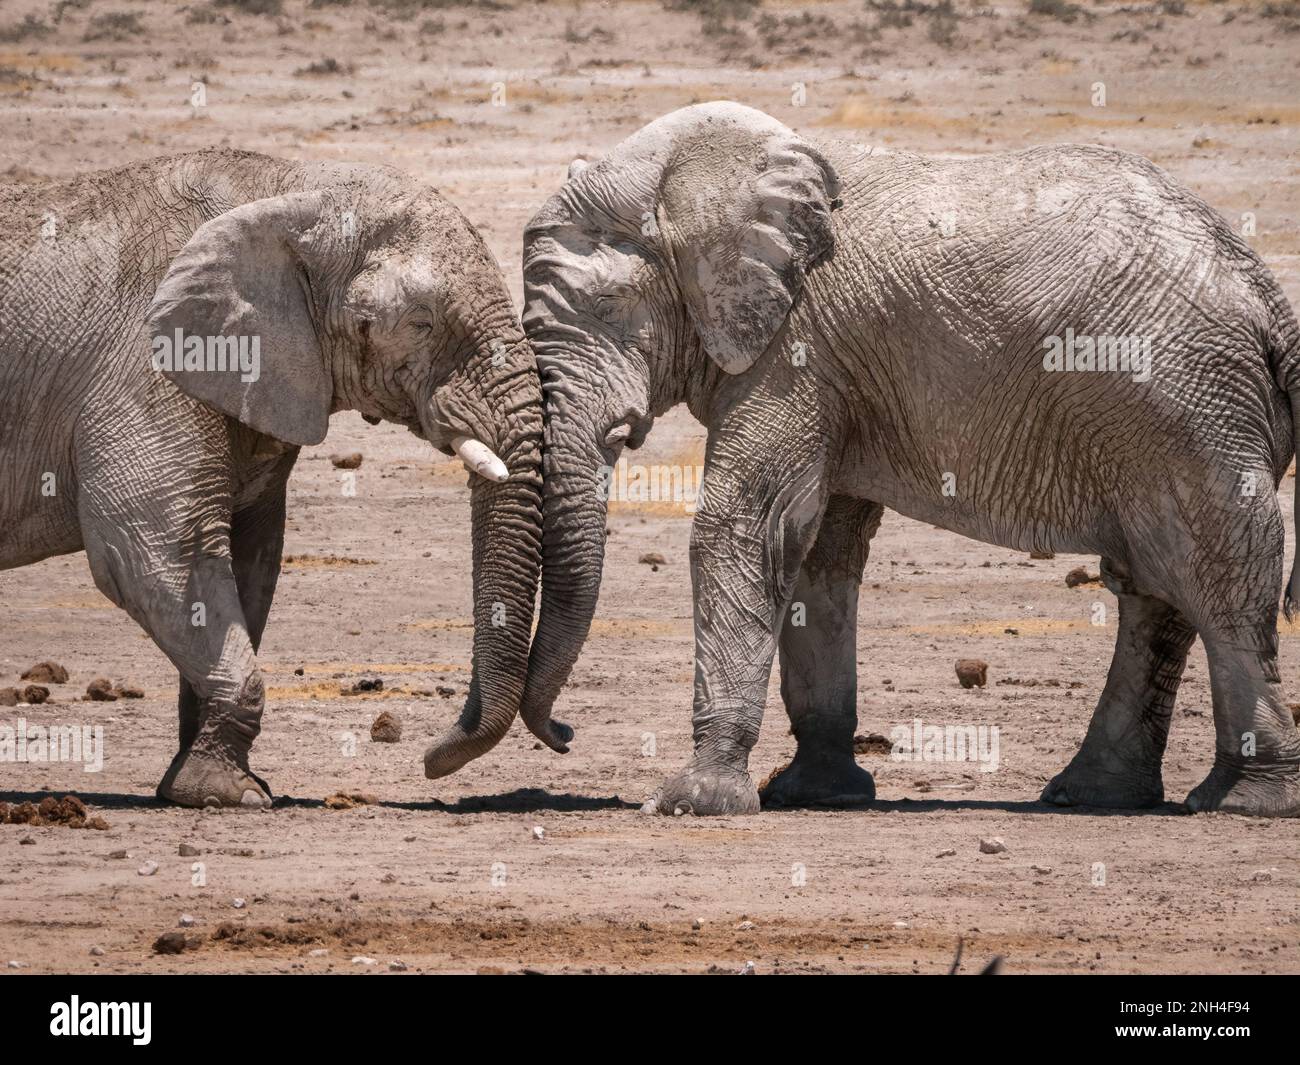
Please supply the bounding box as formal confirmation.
[451,435,509,483]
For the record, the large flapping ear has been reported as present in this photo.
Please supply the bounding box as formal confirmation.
[666,134,840,375]
[145,191,336,446]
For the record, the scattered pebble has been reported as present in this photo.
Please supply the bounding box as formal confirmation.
[936,848,956,858]
[737,960,755,975]
[89,945,105,957]
[352,955,377,966]
[979,837,1007,855]
[736,920,755,932]
[308,948,329,957]
[691,918,703,931]
[389,960,408,972]
[152,931,199,955]
[179,915,196,928]
[232,898,247,910]
[8,960,26,969]
[1032,864,1053,875]
[531,825,545,841]
[137,861,159,877]
[178,843,201,857]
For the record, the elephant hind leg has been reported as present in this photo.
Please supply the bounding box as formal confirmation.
[1175,496,1300,817]
[761,495,883,810]
[1042,568,1195,810]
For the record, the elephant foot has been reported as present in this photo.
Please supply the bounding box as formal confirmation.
[1185,761,1300,818]
[157,747,273,809]
[760,752,875,809]
[652,762,760,817]
[1041,750,1164,809]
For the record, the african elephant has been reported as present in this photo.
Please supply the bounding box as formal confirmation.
[514,101,1300,818]
[0,150,542,807]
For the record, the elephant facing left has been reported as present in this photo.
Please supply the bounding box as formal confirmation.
[0,150,543,807]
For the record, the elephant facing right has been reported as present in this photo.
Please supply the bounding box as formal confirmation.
[511,101,1300,819]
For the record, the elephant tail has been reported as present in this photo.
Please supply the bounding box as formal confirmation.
[1268,298,1300,622]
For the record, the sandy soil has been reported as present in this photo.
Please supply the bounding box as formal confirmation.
[1,0,1298,974]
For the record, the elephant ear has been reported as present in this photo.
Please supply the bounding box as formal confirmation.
[145,192,335,447]
[670,139,840,375]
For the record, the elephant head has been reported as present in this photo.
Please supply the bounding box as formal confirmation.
[144,175,542,777]
[518,102,840,752]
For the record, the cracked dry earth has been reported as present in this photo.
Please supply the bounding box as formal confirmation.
[1,0,1298,973]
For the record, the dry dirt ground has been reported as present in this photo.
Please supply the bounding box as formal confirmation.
[1,0,1298,974]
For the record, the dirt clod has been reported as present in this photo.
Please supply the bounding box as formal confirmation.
[370,710,402,743]
[21,661,68,684]
[955,659,988,688]
[324,792,378,810]
[85,678,117,701]
[853,733,893,755]
[1065,566,1102,588]
[330,452,364,469]
[20,685,49,704]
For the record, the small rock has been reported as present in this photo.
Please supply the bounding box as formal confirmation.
[22,661,68,684]
[178,843,201,857]
[738,960,756,975]
[20,685,49,704]
[107,849,130,860]
[389,960,408,972]
[308,948,329,957]
[638,552,667,566]
[979,837,1007,855]
[531,825,545,841]
[18,835,33,845]
[232,898,246,910]
[7,960,26,969]
[639,799,657,815]
[691,918,703,931]
[114,684,144,699]
[137,861,159,876]
[179,914,197,927]
[1032,864,1053,875]
[955,659,988,689]
[936,848,956,858]
[435,685,456,698]
[369,710,402,743]
[352,955,377,966]
[736,920,755,932]
[350,676,384,695]
[89,946,105,957]
[1065,566,1102,589]
[86,678,117,702]
[331,452,364,470]
[894,920,910,929]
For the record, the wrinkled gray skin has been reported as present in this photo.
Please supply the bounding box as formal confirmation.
[518,101,1300,818]
[0,150,542,807]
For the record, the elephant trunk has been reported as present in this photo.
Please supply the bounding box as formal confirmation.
[518,385,611,752]
[422,333,543,779]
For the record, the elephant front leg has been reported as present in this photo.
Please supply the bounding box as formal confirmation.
[760,496,883,809]
[652,427,830,817]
